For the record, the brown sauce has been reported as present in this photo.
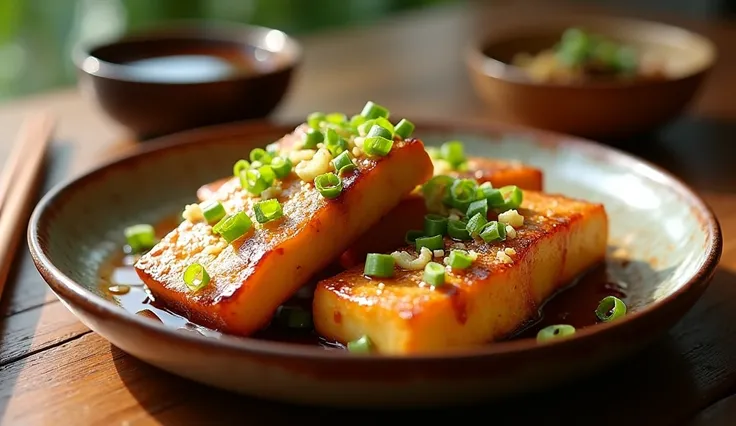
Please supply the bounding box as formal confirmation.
[99,215,630,350]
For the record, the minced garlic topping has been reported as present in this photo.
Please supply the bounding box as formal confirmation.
[431,158,453,175]
[289,149,316,165]
[496,250,514,264]
[391,247,432,270]
[433,249,444,258]
[504,247,517,256]
[203,239,228,256]
[182,204,204,223]
[499,209,524,228]
[295,148,332,182]
[505,225,517,239]
[260,184,282,200]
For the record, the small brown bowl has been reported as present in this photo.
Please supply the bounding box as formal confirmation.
[465,16,716,139]
[73,23,302,139]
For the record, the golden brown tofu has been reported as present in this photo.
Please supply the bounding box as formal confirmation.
[136,138,433,335]
[313,191,608,354]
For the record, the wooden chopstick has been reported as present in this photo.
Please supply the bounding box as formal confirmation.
[0,112,54,300]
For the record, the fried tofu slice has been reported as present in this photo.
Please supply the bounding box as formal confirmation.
[135,138,433,335]
[338,157,543,267]
[313,191,608,354]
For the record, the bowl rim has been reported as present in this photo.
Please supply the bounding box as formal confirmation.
[465,14,717,89]
[27,118,722,363]
[72,20,303,84]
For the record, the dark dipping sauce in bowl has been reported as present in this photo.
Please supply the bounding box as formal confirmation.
[98,214,630,350]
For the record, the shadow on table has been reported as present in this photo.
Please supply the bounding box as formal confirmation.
[603,116,736,195]
[109,266,736,426]
[0,142,71,419]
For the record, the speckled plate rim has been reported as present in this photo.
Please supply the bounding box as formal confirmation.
[27,118,723,363]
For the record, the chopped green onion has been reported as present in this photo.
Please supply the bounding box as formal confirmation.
[447,249,473,269]
[266,143,280,155]
[240,169,269,195]
[447,219,471,241]
[314,172,343,199]
[258,165,276,186]
[324,128,348,156]
[373,117,395,134]
[423,262,446,287]
[364,253,395,278]
[250,160,263,169]
[416,234,444,251]
[233,159,249,177]
[326,112,347,125]
[363,135,394,157]
[331,151,353,173]
[465,213,488,238]
[213,211,252,243]
[426,147,442,159]
[349,114,367,128]
[201,200,226,225]
[405,229,425,244]
[394,119,415,139]
[338,164,357,176]
[270,156,292,179]
[479,221,506,243]
[477,182,504,206]
[466,198,488,220]
[124,224,156,253]
[303,127,323,149]
[253,199,284,223]
[249,148,272,165]
[440,141,465,167]
[423,214,448,237]
[275,305,313,329]
[183,263,210,292]
[537,324,576,342]
[347,335,373,353]
[498,185,523,211]
[360,101,390,119]
[367,124,393,141]
[422,175,455,213]
[449,178,477,211]
[307,112,326,129]
[595,296,627,322]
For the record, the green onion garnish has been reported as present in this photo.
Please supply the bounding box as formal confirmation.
[303,127,324,149]
[347,335,373,353]
[314,172,343,199]
[364,253,395,278]
[233,159,250,177]
[447,219,471,241]
[360,101,390,119]
[326,112,347,125]
[258,165,276,186]
[449,178,477,211]
[124,224,156,254]
[349,114,367,128]
[536,324,576,342]
[479,221,506,243]
[213,211,252,243]
[595,296,627,322]
[367,124,393,141]
[466,198,488,220]
[270,156,293,179]
[249,148,272,165]
[440,140,466,167]
[498,185,523,211]
[421,175,455,213]
[253,199,284,223]
[240,169,269,195]
[363,135,394,157]
[405,229,425,244]
[324,128,348,156]
[275,305,313,329]
[201,200,226,225]
[423,262,445,287]
[465,213,488,238]
[416,234,444,251]
[183,263,210,292]
[447,250,473,269]
[331,151,353,172]
[477,182,504,206]
[394,119,415,139]
[307,112,326,129]
[423,214,448,237]
[338,164,357,176]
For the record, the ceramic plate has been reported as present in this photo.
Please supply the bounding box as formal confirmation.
[28,120,721,408]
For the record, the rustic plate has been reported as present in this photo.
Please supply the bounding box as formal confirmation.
[27,120,721,408]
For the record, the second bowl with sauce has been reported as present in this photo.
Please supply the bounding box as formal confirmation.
[74,23,302,139]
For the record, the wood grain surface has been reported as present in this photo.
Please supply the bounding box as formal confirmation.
[1,0,736,424]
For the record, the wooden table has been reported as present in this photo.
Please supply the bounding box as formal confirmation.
[1,1,735,424]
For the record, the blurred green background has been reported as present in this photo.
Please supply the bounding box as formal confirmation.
[0,0,452,102]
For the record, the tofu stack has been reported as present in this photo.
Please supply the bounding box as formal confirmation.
[313,190,608,354]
